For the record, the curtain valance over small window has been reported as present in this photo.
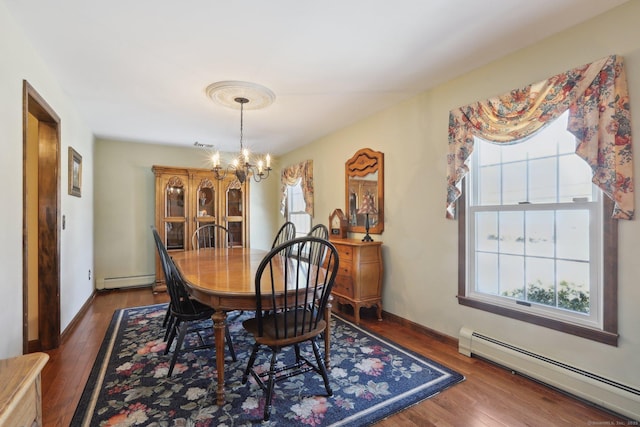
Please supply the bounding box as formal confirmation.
[280,160,314,217]
[446,55,633,220]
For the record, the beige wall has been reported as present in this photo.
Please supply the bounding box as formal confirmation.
[0,2,95,358]
[94,138,279,289]
[280,1,640,390]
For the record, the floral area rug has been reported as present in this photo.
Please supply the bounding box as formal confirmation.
[71,303,464,426]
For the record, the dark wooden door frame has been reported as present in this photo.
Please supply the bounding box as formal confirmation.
[23,80,61,352]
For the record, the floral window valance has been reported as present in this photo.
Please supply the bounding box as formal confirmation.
[446,55,633,220]
[280,160,314,217]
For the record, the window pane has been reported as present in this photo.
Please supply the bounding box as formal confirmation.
[478,165,500,205]
[557,260,590,313]
[525,132,558,159]
[499,211,524,255]
[502,162,527,204]
[476,212,498,252]
[288,179,306,211]
[501,141,528,163]
[558,154,593,201]
[290,213,311,235]
[528,157,557,203]
[556,210,589,261]
[525,257,555,300]
[499,254,524,295]
[286,179,312,235]
[557,134,576,155]
[478,140,502,166]
[525,211,555,257]
[553,113,576,155]
[476,252,498,294]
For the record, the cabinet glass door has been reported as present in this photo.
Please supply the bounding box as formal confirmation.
[226,184,244,247]
[164,222,185,250]
[163,176,187,250]
[194,177,217,232]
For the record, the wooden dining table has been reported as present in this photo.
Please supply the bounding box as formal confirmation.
[171,247,333,406]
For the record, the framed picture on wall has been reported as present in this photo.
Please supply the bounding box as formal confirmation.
[68,146,82,197]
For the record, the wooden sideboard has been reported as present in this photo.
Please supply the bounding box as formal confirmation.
[0,352,49,427]
[329,238,383,324]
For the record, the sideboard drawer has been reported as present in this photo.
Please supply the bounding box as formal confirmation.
[333,278,353,298]
[337,262,352,277]
[336,245,353,261]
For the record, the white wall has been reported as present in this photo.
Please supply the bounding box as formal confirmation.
[0,2,94,358]
[94,138,278,290]
[280,1,640,390]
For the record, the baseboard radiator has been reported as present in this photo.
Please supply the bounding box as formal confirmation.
[458,327,640,421]
[99,274,155,290]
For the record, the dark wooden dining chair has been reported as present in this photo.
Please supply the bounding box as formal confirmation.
[271,221,296,248]
[151,226,177,338]
[303,224,329,266]
[241,236,339,421]
[226,221,298,322]
[151,227,236,377]
[192,224,230,249]
[308,223,329,240]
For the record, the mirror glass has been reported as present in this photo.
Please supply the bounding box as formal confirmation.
[345,148,384,235]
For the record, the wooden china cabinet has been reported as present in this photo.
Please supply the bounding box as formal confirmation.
[152,165,249,292]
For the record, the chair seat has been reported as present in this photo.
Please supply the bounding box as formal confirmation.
[243,310,326,347]
[172,298,215,321]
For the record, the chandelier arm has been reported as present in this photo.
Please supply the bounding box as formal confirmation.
[250,166,271,183]
[212,166,228,181]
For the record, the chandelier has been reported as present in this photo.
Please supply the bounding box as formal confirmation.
[206,81,274,184]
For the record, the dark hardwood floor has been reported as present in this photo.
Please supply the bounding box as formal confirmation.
[40,287,628,426]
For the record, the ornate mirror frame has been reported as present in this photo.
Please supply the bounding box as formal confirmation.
[345,148,384,235]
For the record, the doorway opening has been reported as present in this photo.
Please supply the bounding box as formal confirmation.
[23,80,61,352]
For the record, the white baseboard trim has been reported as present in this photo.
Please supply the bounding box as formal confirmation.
[459,326,640,421]
[98,274,155,290]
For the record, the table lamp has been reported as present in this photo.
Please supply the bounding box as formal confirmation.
[357,192,377,242]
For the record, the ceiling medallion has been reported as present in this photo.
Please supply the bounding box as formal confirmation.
[205,81,275,110]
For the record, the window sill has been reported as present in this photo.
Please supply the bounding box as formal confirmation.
[457,295,618,346]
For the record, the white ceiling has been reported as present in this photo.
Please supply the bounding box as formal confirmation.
[3,0,627,155]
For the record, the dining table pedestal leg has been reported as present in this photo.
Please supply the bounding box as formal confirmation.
[212,310,227,406]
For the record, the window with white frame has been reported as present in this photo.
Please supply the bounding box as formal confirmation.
[286,178,311,236]
[448,56,633,346]
[466,112,604,328]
